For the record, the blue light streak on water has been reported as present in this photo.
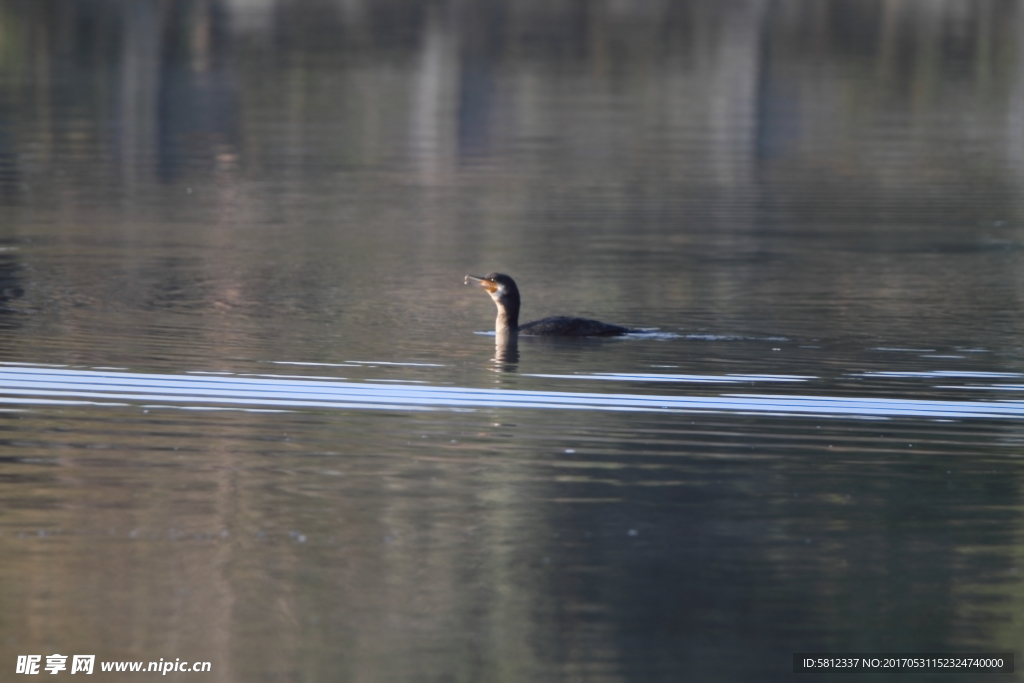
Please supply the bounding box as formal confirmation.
[2,365,1024,420]
[525,373,813,383]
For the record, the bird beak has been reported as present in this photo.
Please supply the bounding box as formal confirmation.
[465,274,498,293]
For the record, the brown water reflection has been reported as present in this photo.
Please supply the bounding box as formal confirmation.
[2,1,1024,681]
[0,0,1021,359]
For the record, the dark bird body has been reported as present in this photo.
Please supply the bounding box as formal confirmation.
[517,316,631,336]
[465,272,632,338]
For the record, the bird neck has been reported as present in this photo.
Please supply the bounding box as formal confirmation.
[495,309,517,336]
[495,299,520,336]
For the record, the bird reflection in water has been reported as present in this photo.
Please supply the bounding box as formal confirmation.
[466,272,633,367]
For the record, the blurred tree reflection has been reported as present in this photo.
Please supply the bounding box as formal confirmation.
[0,0,1019,199]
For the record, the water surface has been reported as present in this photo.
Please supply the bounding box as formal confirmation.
[2,1,1024,681]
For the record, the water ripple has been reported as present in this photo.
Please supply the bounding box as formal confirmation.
[2,365,1024,420]
[526,372,812,383]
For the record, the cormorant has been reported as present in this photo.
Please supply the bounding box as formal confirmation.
[465,272,632,337]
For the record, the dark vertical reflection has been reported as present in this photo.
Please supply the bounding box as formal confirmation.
[0,248,24,328]
[157,0,237,181]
